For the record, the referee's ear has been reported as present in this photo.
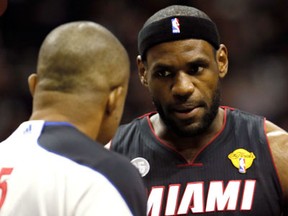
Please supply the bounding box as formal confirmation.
[28,73,38,97]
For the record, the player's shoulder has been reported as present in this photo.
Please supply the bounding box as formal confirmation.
[110,112,155,150]
[265,119,287,133]
[120,112,153,127]
[265,119,288,146]
[224,106,263,117]
[265,119,288,200]
[223,106,265,124]
[117,112,155,133]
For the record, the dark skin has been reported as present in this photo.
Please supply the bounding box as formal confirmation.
[137,39,228,161]
[137,38,288,202]
[28,22,130,144]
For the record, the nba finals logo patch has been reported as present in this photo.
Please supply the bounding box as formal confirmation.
[171,18,180,33]
[228,148,256,173]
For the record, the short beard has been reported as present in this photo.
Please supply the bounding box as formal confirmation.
[154,85,221,137]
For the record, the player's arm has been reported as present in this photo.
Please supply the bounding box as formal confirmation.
[265,120,288,202]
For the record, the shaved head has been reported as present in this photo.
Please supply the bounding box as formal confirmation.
[29,21,130,142]
[37,21,130,94]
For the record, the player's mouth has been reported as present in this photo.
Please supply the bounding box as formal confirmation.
[172,105,202,120]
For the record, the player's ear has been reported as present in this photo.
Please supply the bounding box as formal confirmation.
[106,86,124,114]
[216,44,228,78]
[28,73,38,97]
[136,55,148,87]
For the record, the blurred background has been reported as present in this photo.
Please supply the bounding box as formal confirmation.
[0,0,287,140]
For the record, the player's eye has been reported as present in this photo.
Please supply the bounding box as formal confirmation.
[157,70,172,77]
[188,65,204,75]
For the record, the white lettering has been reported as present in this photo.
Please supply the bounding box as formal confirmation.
[147,180,256,215]
[206,181,241,212]
[241,180,256,210]
[177,182,204,214]
[165,184,180,215]
[147,186,165,216]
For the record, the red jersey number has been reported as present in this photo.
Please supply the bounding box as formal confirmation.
[0,168,13,208]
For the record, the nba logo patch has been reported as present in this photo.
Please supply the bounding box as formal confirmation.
[228,148,256,174]
[239,157,246,173]
[171,18,180,33]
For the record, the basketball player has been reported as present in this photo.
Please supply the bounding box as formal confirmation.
[109,5,288,215]
[0,21,147,215]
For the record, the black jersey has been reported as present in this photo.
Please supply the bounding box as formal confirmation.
[0,121,147,216]
[111,107,285,216]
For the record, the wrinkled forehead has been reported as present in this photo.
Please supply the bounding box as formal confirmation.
[145,39,215,66]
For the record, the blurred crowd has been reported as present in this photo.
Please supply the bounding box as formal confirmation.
[0,0,287,140]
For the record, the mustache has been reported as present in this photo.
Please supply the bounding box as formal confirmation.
[168,100,207,112]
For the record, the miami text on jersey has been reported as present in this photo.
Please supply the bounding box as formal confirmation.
[147,179,256,215]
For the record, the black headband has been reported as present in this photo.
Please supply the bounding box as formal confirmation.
[138,16,220,58]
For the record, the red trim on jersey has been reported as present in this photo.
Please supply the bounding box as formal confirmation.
[220,105,235,110]
[137,111,157,120]
[177,163,203,167]
[146,107,228,165]
[188,107,228,165]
